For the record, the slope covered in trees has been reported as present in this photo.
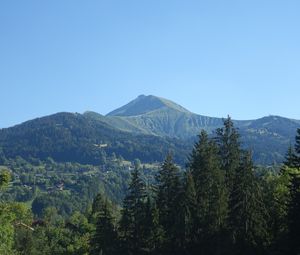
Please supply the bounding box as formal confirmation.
[0,112,189,165]
[1,119,300,254]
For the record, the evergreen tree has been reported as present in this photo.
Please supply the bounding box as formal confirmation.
[261,168,290,254]
[155,154,185,254]
[229,152,268,254]
[142,196,165,254]
[283,144,297,168]
[92,193,105,215]
[90,199,118,255]
[287,172,300,255]
[215,116,241,193]
[295,129,300,154]
[184,172,198,252]
[119,166,147,255]
[188,130,228,254]
[293,129,300,168]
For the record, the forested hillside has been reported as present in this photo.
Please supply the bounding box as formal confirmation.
[1,118,300,255]
[0,112,189,165]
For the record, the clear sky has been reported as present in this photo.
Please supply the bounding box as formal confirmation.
[1,0,299,128]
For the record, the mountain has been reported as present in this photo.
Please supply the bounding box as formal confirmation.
[0,112,189,165]
[98,95,229,138]
[107,94,191,116]
[239,116,300,163]
[0,95,299,165]
[101,95,300,164]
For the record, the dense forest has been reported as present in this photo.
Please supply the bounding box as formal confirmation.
[1,117,300,255]
[0,112,189,165]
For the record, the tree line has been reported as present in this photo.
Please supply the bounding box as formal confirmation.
[91,118,300,255]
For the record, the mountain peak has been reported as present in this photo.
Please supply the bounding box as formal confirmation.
[106,95,191,116]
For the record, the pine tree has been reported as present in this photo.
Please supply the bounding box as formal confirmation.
[142,196,165,254]
[283,144,297,168]
[229,152,268,255]
[119,166,147,255]
[155,154,185,254]
[92,193,105,215]
[295,129,300,154]
[184,172,199,252]
[261,167,290,253]
[215,116,241,193]
[293,129,300,168]
[188,130,228,254]
[90,199,118,255]
[287,172,300,255]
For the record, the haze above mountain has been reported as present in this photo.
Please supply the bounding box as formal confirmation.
[1,95,299,165]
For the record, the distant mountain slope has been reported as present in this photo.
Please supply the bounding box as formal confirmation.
[0,95,299,165]
[0,112,190,165]
[104,95,229,138]
[103,95,299,164]
[84,111,150,135]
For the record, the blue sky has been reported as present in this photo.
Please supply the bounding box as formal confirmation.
[1,0,299,128]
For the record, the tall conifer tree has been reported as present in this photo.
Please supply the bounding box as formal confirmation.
[184,172,199,252]
[119,166,147,255]
[215,116,241,193]
[229,152,268,254]
[287,172,300,255]
[156,154,185,254]
[188,130,228,254]
[90,199,118,255]
[283,144,297,169]
[142,196,165,254]
[294,129,300,168]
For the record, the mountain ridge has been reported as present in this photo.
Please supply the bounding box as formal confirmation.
[0,95,299,165]
[89,95,300,164]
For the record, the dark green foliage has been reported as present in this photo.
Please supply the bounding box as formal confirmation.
[156,154,185,254]
[229,152,268,254]
[188,130,228,254]
[260,169,289,254]
[283,128,300,169]
[119,166,147,254]
[32,193,79,218]
[293,129,300,168]
[91,197,118,255]
[91,193,106,216]
[183,172,198,250]
[287,172,300,255]
[141,196,165,254]
[215,116,241,192]
[0,112,189,165]
[295,129,300,154]
[283,144,297,168]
